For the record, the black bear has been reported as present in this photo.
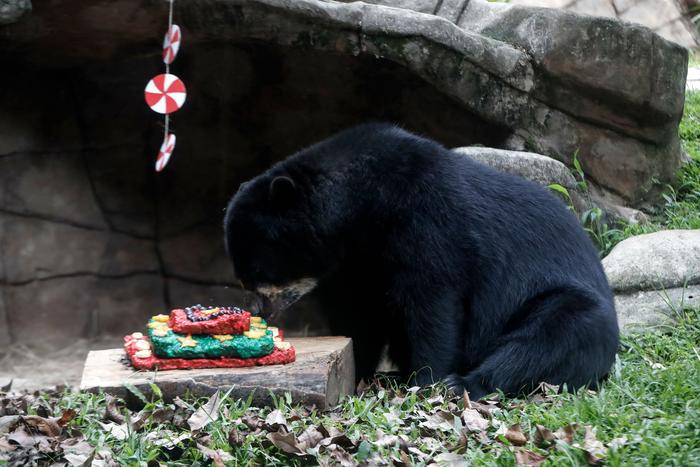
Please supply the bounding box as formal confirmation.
[224,123,619,399]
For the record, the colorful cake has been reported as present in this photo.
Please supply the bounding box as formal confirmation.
[124,304,295,370]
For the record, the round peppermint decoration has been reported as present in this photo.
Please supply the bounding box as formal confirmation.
[162,24,181,64]
[156,133,176,172]
[144,73,187,114]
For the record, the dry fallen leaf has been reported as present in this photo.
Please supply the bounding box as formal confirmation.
[196,443,234,467]
[319,426,356,451]
[297,425,326,451]
[514,447,547,466]
[0,415,20,435]
[393,449,413,466]
[0,380,12,393]
[461,408,488,433]
[534,425,555,447]
[228,426,244,448]
[580,425,606,465]
[505,424,528,446]
[7,424,50,449]
[373,428,401,448]
[104,395,125,424]
[420,410,457,432]
[62,441,96,467]
[55,409,77,428]
[325,443,357,466]
[22,415,62,437]
[554,424,577,445]
[188,391,224,431]
[264,409,289,432]
[144,429,190,449]
[266,429,304,455]
[98,422,128,441]
[241,414,263,431]
[150,407,175,425]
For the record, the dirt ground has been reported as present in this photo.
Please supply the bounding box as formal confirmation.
[0,337,122,392]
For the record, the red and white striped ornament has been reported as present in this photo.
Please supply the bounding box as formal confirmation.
[144,73,187,114]
[147,0,183,172]
[156,133,176,172]
[162,24,181,64]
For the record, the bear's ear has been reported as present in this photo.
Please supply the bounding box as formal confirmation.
[269,176,297,206]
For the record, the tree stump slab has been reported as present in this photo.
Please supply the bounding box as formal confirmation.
[80,337,354,410]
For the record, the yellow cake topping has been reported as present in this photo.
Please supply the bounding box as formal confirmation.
[148,321,169,330]
[177,334,198,347]
[213,334,233,342]
[244,330,265,339]
[250,316,263,323]
[152,314,170,322]
[201,307,220,316]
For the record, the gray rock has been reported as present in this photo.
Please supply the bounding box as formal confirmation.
[614,285,700,330]
[603,230,700,331]
[3,274,165,348]
[0,0,30,25]
[0,151,107,230]
[160,224,236,285]
[453,146,591,213]
[0,213,159,283]
[603,230,700,293]
[454,146,577,187]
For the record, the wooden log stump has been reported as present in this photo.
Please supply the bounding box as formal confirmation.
[80,337,354,410]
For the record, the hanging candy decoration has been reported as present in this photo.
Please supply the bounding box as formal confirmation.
[145,0,183,172]
[162,24,181,64]
[144,73,187,114]
[156,134,176,172]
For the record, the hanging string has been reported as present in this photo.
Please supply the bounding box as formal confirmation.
[164,0,175,140]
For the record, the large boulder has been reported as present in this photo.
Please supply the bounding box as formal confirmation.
[603,230,700,331]
[453,147,591,214]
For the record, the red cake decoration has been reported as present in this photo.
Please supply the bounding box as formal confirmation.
[124,334,295,370]
[169,305,250,335]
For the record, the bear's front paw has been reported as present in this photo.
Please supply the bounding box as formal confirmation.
[444,373,489,401]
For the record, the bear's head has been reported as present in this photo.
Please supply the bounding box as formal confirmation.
[224,168,333,316]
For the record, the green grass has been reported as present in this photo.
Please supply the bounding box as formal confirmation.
[4,308,692,466]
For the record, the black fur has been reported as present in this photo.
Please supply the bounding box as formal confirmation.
[224,123,619,399]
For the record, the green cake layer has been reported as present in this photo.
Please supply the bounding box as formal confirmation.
[147,318,274,359]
